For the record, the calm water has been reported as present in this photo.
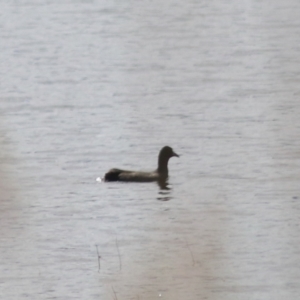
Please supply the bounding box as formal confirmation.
[1,0,300,299]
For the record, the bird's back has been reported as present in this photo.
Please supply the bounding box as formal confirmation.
[104,168,159,182]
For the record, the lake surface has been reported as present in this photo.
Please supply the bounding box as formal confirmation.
[1,0,300,299]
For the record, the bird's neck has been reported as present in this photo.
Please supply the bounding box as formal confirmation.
[157,156,169,174]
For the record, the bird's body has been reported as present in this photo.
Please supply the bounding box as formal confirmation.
[104,146,179,182]
[104,168,160,182]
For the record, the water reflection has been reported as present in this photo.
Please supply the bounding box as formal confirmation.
[157,179,172,201]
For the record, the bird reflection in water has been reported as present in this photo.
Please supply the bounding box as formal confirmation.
[157,179,172,201]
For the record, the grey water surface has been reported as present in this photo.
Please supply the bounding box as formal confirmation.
[1,0,300,299]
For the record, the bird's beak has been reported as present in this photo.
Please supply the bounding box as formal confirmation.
[173,151,179,157]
